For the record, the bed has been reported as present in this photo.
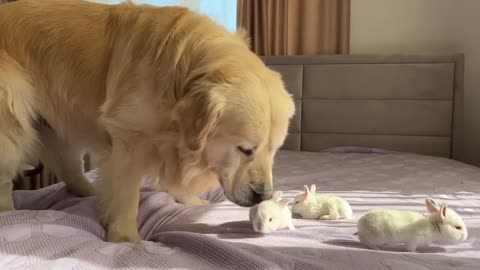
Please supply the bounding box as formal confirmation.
[1,54,479,270]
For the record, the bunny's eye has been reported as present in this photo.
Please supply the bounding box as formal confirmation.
[269,218,272,222]
[295,201,299,205]
[455,225,462,230]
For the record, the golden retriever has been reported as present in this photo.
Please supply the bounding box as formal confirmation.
[0,0,294,242]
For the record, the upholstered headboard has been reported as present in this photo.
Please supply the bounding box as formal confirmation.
[261,54,464,160]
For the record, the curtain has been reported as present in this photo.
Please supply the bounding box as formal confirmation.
[237,0,350,56]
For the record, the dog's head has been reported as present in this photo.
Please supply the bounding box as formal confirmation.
[175,61,294,207]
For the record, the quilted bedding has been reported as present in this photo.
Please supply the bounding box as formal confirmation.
[1,148,479,269]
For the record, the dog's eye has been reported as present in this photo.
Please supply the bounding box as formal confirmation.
[269,218,272,222]
[455,225,462,230]
[237,146,253,156]
[295,201,299,205]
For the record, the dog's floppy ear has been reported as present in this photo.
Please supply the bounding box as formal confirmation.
[174,88,225,181]
[176,90,225,151]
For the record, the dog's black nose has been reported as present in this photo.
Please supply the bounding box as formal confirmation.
[250,188,264,205]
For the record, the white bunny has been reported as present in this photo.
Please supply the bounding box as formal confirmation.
[249,191,295,233]
[292,184,352,220]
[357,198,468,252]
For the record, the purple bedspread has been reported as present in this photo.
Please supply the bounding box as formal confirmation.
[1,149,480,269]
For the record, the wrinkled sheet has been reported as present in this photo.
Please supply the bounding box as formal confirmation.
[1,149,480,269]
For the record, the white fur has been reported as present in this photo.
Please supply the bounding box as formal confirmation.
[357,198,468,252]
[292,184,352,220]
[249,191,295,233]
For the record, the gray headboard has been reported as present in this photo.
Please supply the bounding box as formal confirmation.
[261,54,464,160]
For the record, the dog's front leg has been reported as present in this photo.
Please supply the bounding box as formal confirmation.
[98,141,142,243]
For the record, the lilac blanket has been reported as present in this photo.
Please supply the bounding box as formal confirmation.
[1,149,480,269]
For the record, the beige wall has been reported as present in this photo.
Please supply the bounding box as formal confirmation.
[351,0,480,166]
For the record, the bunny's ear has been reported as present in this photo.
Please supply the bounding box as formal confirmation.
[304,185,310,196]
[425,198,440,213]
[438,204,448,223]
[271,191,283,201]
[310,184,317,194]
[279,199,291,209]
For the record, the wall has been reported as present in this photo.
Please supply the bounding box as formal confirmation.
[350,0,480,166]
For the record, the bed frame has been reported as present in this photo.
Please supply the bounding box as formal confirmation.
[261,54,464,160]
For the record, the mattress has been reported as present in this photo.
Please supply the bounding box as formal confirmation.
[1,148,479,269]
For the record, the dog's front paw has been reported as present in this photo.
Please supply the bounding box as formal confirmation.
[106,226,142,243]
[180,196,210,206]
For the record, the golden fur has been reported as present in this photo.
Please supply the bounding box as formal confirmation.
[0,0,294,242]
